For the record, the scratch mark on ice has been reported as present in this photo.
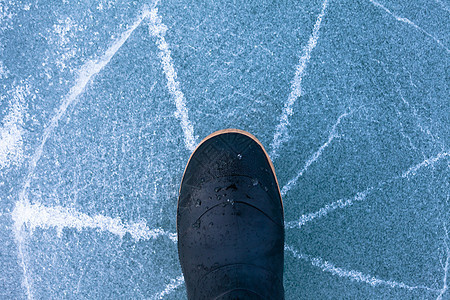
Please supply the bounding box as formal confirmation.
[11,202,177,242]
[402,151,449,178]
[281,109,352,197]
[286,151,449,228]
[285,245,438,292]
[270,0,329,159]
[147,8,198,152]
[12,10,150,300]
[286,188,373,229]
[152,275,184,299]
[368,0,450,54]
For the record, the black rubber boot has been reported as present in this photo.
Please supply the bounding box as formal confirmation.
[177,129,284,300]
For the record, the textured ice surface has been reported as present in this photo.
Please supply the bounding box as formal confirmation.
[0,0,449,299]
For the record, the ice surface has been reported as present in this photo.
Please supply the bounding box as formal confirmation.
[0,0,448,299]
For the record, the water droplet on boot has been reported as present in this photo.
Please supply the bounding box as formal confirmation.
[195,199,202,207]
[214,187,221,193]
[252,178,259,186]
[209,222,214,227]
[237,153,242,160]
[192,220,201,228]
